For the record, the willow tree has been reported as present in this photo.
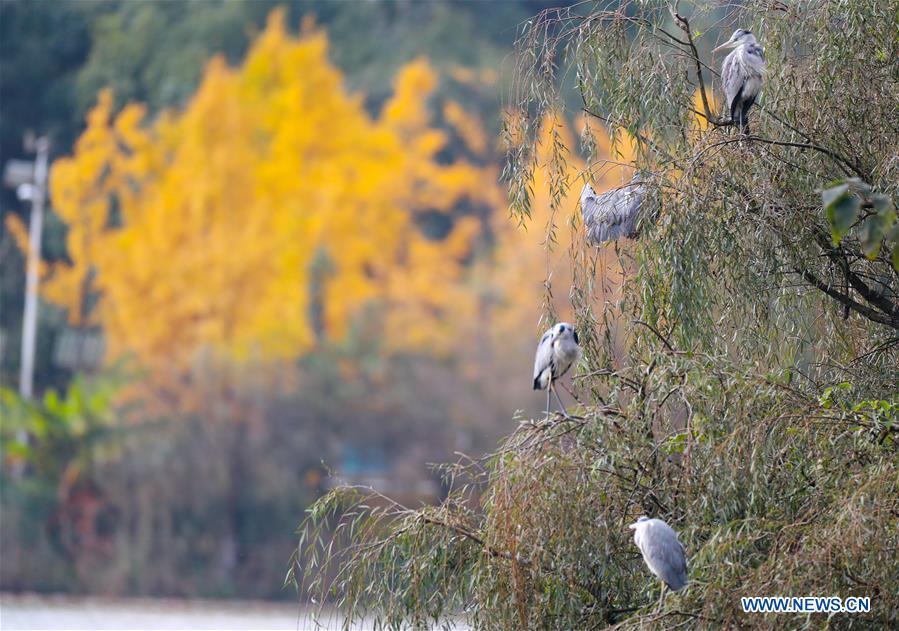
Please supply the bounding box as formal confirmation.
[292,2,898,629]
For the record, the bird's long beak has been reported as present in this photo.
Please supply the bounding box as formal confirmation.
[712,41,736,53]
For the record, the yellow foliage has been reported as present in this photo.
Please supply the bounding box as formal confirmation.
[448,66,476,85]
[4,213,51,283]
[43,10,497,370]
[38,9,630,389]
[5,214,31,259]
[692,89,718,132]
[448,65,497,87]
[383,57,438,132]
[444,100,488,155]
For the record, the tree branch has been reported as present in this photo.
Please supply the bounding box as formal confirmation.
[795,267,899,330]
[421,513,627,616]
[669,11,868,179]
[420,515,527,564]
[670,9,728,128]
[632,319,675,352]
[814,233,899,318]
[582,105,680,167]
[694,135,861,178]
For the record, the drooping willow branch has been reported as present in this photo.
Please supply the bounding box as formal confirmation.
[813,232,899,323]
[725,179,899,331]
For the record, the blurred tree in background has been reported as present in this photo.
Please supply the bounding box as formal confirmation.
[33,11,493,369]
[0,0,559,398]
[0,0,588,599]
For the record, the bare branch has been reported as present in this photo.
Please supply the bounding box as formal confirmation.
[795,267,899,330]
[694,135,865,179]
[671,9,727,128]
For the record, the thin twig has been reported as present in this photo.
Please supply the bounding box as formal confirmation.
[632,319,676,352]
[671,9,727,128]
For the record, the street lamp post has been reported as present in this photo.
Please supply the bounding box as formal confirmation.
[19,137,50,399]
[3,135,50,399]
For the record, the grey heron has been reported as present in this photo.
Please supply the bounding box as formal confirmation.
[532,322,581,418]
[714,29,766,134]
[580,175,648,246]
[629,516,688,611]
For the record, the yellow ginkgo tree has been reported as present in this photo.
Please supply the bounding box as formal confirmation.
[43,10,499,371]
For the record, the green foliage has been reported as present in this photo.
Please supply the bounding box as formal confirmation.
[294,353,898,629]
[818,382,896,448]
[822,182,860,246]
[822,178,897,266]
[0,371,123,477]
[0,370,126,592]
[506,0,899,338]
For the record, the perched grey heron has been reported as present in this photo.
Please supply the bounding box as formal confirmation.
[580,175,648,246]
[532,322,581,418]
[630,516,688,611]
[714,29,766,134]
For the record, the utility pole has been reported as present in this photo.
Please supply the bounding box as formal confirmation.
[3,135,50,399]
[20,137,49,399]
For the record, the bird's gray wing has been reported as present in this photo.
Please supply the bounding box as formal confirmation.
[722,52,741,113]
[619,185,646,237]
[583,185,645,245]
[643,529,688,591]
[532,331,555,389]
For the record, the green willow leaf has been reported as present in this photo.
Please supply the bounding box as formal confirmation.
[824,191,859,246]
[821,182,848,208]
[859,216,885,258]
[859,195,898,259]
[871,194,896,221]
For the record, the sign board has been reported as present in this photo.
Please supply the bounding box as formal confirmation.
[53,328,105,371]
[3,159,35,188]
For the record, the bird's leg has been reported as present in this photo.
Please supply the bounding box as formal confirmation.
[552,384,571,419]
[545,376,552,418]
[656,583,667,613]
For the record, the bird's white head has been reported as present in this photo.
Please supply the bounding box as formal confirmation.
[580,182,596,202]
[629,515,651,530]
[555,322,579,346]
[712,28,756,53]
